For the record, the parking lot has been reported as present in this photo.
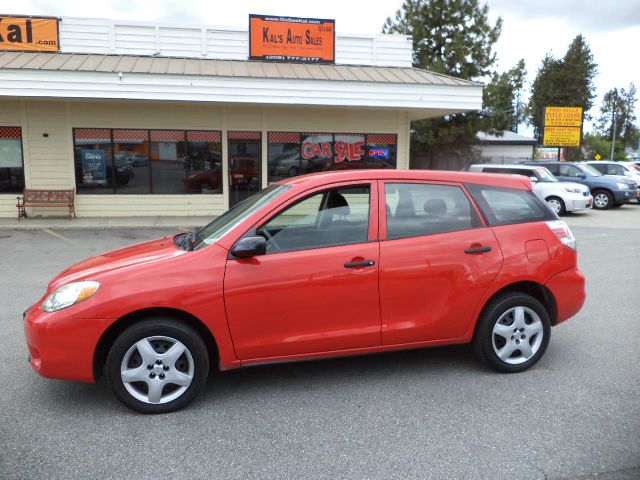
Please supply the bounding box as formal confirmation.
[1,205,639,480]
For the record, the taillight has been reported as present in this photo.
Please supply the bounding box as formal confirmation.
[546,220,577,252]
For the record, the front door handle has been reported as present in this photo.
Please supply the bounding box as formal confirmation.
[464,246,492,254]
[344,260,376,268]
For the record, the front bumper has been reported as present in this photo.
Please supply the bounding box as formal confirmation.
[545,267,586,325]
[564,193,592,211]
[23,305,109,383]
[613,189,639,204]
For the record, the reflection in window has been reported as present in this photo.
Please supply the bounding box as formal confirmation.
[73,129,222,194]
[267,132,397,183]
[0,127,24,193]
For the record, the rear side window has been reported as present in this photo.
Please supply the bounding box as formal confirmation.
[465,184,556,226]
[385,183,482,239]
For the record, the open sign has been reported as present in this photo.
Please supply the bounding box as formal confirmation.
[368,148,389,159]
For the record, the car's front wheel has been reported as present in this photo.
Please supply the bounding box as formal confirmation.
[106,319,209,413]
[473,293,551,373]
[592,190,613,209]
[545,196,566,215]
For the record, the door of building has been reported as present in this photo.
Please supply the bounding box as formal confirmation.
[228,131,261,207]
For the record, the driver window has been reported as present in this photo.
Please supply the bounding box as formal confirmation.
[258,185,370,253]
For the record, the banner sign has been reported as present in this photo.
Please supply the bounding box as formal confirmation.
[0,15,59,52]
[543,106,583,147]
[301,139,366,163]
[82,149,107,185]
[249,14,335,63]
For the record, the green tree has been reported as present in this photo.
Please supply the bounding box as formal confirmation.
[481,59,527,132]
[383,0,502,167]
[528,35,598,155]
[582,133,625,160]
[596,84,638,147]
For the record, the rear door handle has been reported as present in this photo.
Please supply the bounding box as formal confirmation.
[464,246,492,254]
[344,260,376,268]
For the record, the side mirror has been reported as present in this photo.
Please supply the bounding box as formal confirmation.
[231,236,266,258]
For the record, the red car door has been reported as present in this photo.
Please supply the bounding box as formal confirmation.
[379,181,503,345]
[224,182,382,360]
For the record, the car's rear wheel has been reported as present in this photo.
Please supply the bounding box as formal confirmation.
[545,196,566,215]
[106,319,209,413]
[593,190,613,209]
[473,293,551,373]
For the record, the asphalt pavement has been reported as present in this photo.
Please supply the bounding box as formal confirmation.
[0,205,639,480]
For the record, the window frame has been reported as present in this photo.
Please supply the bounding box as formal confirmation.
[378,180,486,241]
[72,127,222,195]
[0,126,25,193]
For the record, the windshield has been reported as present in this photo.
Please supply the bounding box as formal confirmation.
[536,167,558,182]
[577,163,603,176]
[192,184,290,250]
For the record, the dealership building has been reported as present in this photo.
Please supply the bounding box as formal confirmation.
[0,15,482,218]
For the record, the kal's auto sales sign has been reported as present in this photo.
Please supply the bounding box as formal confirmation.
[0,15,59,52]
[249,14,335,63]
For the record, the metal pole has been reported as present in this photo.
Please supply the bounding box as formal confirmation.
[610,107,617,161]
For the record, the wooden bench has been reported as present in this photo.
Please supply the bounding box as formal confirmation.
[16,188,76,220]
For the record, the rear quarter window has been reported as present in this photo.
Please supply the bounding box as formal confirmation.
[465,183,556,226]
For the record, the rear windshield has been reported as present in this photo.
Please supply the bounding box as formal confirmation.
[465,183,556,226]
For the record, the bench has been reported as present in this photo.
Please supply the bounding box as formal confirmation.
[16,188,76,220]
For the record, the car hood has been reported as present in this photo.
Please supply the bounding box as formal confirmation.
[557,181,590,192]
[49,236,185,290]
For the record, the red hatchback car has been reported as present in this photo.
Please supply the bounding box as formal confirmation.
[24,170,585,413]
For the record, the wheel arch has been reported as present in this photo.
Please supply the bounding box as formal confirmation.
[93,307,219,381]
[473,281,558,337]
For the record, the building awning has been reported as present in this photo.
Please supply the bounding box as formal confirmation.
[0,52,483,120]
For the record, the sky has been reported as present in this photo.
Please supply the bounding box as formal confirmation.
[4,0,640,137]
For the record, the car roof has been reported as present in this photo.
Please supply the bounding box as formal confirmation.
[471,163,538,170]
[277,169,532,190]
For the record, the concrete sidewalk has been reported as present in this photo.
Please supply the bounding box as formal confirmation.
[0,215,214,230]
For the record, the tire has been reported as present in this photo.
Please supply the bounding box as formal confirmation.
[592,190,613,210]
[545,196,566,216]
[106,319,209,414]
[200,182,214,191]
[472,292,551,373]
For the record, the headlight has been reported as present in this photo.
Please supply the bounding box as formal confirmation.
[563,186,582,193]
[41,281,100,312]
[616,183,632,190]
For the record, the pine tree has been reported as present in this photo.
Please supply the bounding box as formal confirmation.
[528,35,597,141]
[481,59,527,132]
[382,0,502,167]
[596,84,638,147]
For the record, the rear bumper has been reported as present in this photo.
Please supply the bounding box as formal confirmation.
[545,267,586,325]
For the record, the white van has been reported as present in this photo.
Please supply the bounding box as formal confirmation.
[468,164,593,215]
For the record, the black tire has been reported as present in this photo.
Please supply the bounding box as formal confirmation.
[472,292,551,373]
[592,190,613,210]
[106,319,209,414]
[545,196,566,216]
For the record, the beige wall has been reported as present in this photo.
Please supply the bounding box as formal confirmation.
[0,99,409,218]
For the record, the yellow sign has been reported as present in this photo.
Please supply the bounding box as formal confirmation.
[545,106,583,127]
[0,15,59,52]
[595,154,601,160]
[543,126,581,147]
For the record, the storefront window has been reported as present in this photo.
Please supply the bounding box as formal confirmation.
[73,129,222,194]
[0,127,24,193]
[183,131,222,194]
[74,128,115,194]
[268,132,397,183]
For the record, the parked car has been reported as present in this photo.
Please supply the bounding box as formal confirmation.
[468,163,592,215]
[524,161,638,209]
[182,170,222,192]
[24,170,586,413]
[585,161,640,204]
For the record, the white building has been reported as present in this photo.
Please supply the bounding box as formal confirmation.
[0,15,482,218]
[473,131,537,165]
